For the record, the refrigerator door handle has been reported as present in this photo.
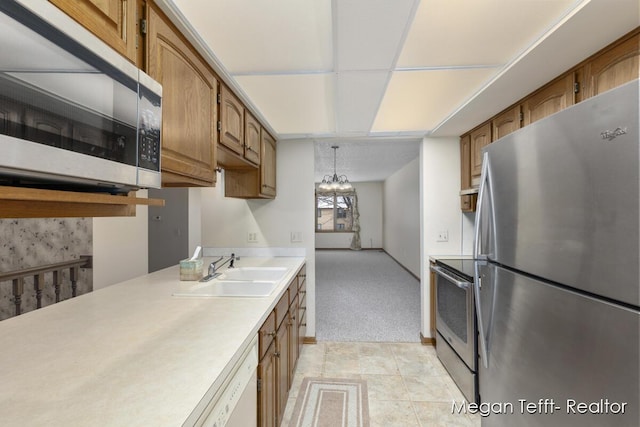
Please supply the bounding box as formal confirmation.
[474,151,492,369]
[473,152,491,261]
[431,266,471,289]
[474,262,489,369]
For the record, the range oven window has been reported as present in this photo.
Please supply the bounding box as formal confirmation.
[437,277,468,343]
[0,2,139,166]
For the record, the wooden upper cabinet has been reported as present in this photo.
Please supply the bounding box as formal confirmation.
[470,122,491,185]
[582,30,639,99]
[260,131,277,197]
[522,73,575,126]
[147,4,217,186]
[244,111,261,166]
[219,85,245,156]
[224,128,277,199]
[49,0,139,66]
[460,135,471,190]
[492,105,521,141]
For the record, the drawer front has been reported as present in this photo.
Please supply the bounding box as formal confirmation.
[297,264,306,290]
[259,310,276,360]
[288,279,298,307]
[275,289,289,328]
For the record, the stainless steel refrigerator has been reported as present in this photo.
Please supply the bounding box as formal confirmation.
[473,79,639,426]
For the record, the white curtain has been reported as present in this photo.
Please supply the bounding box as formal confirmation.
[316,188,361,250]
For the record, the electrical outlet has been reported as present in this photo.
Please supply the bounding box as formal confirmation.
[247,232,259,243]
[437,230,449,242]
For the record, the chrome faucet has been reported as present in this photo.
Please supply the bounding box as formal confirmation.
[200,253,236,282]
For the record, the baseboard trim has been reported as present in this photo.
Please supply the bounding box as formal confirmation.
[303,336,317,344]
[315,248,384,251]
[420,333,435,346]
[383,250,421,281]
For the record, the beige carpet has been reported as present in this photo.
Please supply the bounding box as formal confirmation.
[289,377,369,427]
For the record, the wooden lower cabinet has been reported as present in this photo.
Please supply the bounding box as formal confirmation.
[258,343,277,427]
[258,263,306,427]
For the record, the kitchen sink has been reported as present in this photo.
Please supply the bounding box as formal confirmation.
[220,267,288,282]
[173,280,277,298]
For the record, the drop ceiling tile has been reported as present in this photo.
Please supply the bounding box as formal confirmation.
[336,0,418,71]
[171,0,333,73]
[235,74,335,135]
[336,71,389,134]
[398,0,578,67]
[372,68,499,132]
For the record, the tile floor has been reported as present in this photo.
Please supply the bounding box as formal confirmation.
[281,341,481,427]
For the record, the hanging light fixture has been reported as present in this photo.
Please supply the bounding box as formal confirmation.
[318,145,353,191]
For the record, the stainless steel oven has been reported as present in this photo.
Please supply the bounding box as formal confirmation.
[432,259,478,403]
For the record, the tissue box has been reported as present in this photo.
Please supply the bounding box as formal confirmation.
[179,258,203,281]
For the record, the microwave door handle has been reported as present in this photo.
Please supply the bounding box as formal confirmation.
[430,266,470,289]
[474,151,492,369]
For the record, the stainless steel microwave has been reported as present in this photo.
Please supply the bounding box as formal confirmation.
[0,0,162,193]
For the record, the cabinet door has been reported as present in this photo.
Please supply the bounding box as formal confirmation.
[288,294,299,389]
[220,85,245,156]
[470,123,491,184]
[297,265,307,354]
[275,318,290,426]
[583,31,639,99]
[522,73,575,126]
[49,0,138,66]
[260,131,277,197]
[258,343,277,427]
[244,111,261,165]
[460,134,471,190]
[147,5,217,186]
[492,105,521,141]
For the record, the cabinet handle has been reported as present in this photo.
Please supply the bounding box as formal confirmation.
[301,323,307,327]
[274,351,280,358]
[265,331,276,337]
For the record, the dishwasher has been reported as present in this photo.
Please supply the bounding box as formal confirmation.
[189,335,258,427]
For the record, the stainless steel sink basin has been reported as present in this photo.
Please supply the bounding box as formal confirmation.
[220,267,288,282]
[173,280,277,298]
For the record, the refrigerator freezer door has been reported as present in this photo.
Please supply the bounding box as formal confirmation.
[479,79,639,306]
[477,264,639,427]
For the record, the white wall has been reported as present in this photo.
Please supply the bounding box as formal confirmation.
[383,158,420,277]
[315,181,383,249]
[419,137,473,338]
[200,140,317,337]
[93,190,149,290]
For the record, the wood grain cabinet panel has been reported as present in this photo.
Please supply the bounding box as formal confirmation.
[219,85,245,156]
[224,128,277,199]
[583,30,639,99]
[470,123,491,185]
[147,4,217,186]
[260,131,277,197]
[492,105,521,141]
[522,73,575,126]
[244,111,261,165]
[258,343,277,427]
[49,0,139,66]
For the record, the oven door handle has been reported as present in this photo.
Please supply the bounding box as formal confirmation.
[431,266,471,290]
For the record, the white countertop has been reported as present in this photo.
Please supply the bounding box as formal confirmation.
[0,256,305,427]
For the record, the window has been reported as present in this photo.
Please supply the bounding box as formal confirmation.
[316,193,354,232]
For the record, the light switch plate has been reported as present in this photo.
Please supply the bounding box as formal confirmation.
[437,230,449,242]
[290,231,303,243]
[247,232,259,243]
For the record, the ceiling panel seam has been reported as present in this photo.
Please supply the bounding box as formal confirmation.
[365,0,421,134]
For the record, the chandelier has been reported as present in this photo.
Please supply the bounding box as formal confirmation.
[318,145,353,191]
